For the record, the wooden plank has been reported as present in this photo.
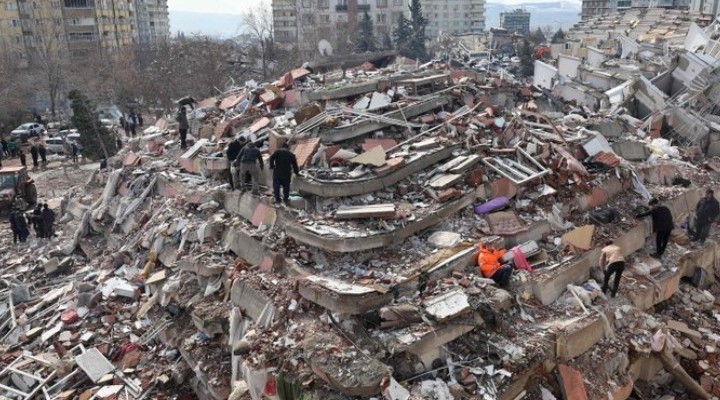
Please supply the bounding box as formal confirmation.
[450,154,482,173]
[335,204,396,220]
[429,174,463,190]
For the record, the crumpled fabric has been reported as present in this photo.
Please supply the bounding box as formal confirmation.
[512,247,533,273]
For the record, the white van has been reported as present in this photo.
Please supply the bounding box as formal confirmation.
[44,137,66,153]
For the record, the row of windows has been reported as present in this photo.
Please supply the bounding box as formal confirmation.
[297,12,395,24]
[297,0,404,8]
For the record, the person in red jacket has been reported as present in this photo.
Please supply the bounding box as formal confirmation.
[478,243,512,286]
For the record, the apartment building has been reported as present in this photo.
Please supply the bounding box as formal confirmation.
[499,8,529,35]
[0,0,168,64]
[581,0,689,19]
[274,0,408,59]
[423,0,485,38]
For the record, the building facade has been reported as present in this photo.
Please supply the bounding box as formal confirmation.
[274,0,408,59]
[499,8,529,35]
[691,0,720,17]
[422,0,485,38]
[273,0,486,58]
[0,0,168,63]
[581,0,689,19]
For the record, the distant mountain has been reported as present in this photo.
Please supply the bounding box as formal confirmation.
[169,10,244,38]
[486,1,581,31]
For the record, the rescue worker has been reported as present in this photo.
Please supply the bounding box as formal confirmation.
[478,243,512,286]
[234,141,264,195]
[226,137,246,189]
[42,203,55,238]
[636,198,673,258]
[599,240,625,298]
[269,143,300,204]
[693,189,720,244]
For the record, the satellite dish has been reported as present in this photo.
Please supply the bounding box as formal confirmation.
[318,39,333,57]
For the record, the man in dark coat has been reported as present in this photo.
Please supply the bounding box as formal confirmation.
[10,209,29,243]
[41,203,55,238]
[636,198,674,258]
[176,106,189,149]
[18,150,26,167]
[38,143,47,166]
[234,142,263,194]
[693,189,720,243]
[269,143,299,204]
[29,145,39,168]
[226,137,245,189]
[31,204,43,237]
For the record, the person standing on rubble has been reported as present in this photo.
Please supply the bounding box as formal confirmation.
[31,203,43,238]
[176,106,189,150]
[38,142,47,167]
[10,208,29,244]
[226,137,246,189]
[41,203,55,238]
[599,240,625,298]
[18,149,26,167]
[234,141,264,195]
[478,243,512,286]
[29,144,39,169]
[636,198,674,258]
[269,143,299,204]
[693,189,720,244]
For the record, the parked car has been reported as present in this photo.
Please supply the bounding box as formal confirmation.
[11,123,44,141]
[44,137,66,153]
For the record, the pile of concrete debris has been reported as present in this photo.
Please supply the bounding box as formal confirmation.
[2,19,720,400]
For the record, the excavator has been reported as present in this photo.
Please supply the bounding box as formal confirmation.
[533,46,552,60]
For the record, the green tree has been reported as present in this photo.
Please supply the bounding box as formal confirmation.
[355,11,376,52]
[551,28,566,44]
[527,27,546,45]
[393,14,412,56]
[68,90,117,161]
[408,0,428,61]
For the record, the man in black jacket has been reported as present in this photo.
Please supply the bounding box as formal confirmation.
[226,137,246,189]
[176,106,189,149]
[269,143,299,204]
[234,142,263,194]
[693,189,720,243]
[637,198,674,258]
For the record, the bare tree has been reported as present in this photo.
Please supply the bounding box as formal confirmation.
[242,2,274,80]
[27,5,68,118]
[0,40,33,130]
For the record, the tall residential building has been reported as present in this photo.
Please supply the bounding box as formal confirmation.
[423,0,485,38]
[0,0,169,64]
[499,8,529,35]
[273,0,408,59]
[581,0,689,19]
[132,0,169,47]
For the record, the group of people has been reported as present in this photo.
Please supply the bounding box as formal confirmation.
[120,111,143,138]
[478,189,720,298]
[225,137,299,204]
[9,203,55,244]
[29,142,48,168]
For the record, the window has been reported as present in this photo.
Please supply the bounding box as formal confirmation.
[68,31,95,41]
[51,1,61,8]
[32,1,38,8]
[317,0,328,8]
[302,13,314,23]
[10,19,18,27]
[35,18,40,25]
[5,2,17,10]
[64,0,95,7]
[392,0,403,5]
[301,0,311,7]
[377,0,387,7]
[320,14,330,23]
[14,36,20,44]
[376,13,386,23]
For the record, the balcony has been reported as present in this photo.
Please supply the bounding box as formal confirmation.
[358,4,370,10]
[336,4,348,11]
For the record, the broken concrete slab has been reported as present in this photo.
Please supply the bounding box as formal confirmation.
[335,204,396,220]
[75,348,115,383]
[561,225,595,250]
[350,145,386,167]
[423,290,470,321]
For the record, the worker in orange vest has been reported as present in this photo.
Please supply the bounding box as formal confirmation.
[478,243,513,286]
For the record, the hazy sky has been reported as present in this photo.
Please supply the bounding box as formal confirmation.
[167,0,252,15]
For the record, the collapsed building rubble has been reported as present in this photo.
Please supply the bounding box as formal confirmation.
[3,27,720,400]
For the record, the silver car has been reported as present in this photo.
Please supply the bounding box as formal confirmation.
[11,123,44,141]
